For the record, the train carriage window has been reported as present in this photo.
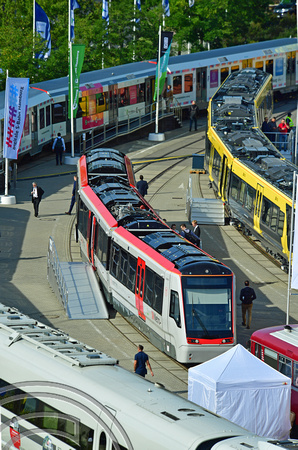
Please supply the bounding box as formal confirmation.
[231,65,239,72]
[39,107,45,129]
[239,181,246,205]
[255,61,264,71]
[253,342,262,359]
[230,174,240,200]
[99,431,107,450]
[111,243,120,278]
[279,356,292,379]
[266,59,273,75]
[244,185,255,212]
[293,361,298,386]
[278,211,285,237]
[144,267,154,306]
[46,105,51,126]
[173,75,182,94]
[271,206,279,232]
[264,347,278,369]
[261,197,272,226]
[78,200,89,239]
[119,249,129,287]
[52,102,66,124]
[119,87,129,107]
[170,290,181,327]
[127,255,137,292]
[138,83,145,103]
[220,67,229,84]
[24,114,30,136]
[95,224,109,269]
[212,149,221,180]
[184,73,193,93]
[153,274,164,315]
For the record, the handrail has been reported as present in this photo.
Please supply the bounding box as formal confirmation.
[79,99,182,153]
[47,236,68,310]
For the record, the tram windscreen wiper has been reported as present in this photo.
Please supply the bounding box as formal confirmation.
[192,308,210,338]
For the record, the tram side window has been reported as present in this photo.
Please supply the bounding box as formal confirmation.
[127,255,137,292]
[212,149,221,180]
[95,224,109,268]
[119,248,129,288]
[170,290,181,327]
[239,181,246,205]
[39,108,45,130]
[221,67,229,84]
[255,61,264,71]
[266,59,273,75]
[52,102,66,124]
[279,356,292,379]
[271,206,279,232]
[173,75,182,95]
[184,73,193,93]
[78,200,89,239]
[293,361,298,386]
[231,65,239,72]
[110,243,120,278]
[252,342,262,359]
[138,83,145,102]
[144,268,164,314]
[46,105,51,126]
[230,174,240,201]
[244,185,255,212]
[278,211,285,237]
[261,197,272,226]
[264,347,278,369]
[119,87,129,107]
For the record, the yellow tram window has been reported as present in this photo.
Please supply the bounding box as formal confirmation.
[255,61,264,70]
[231,65,239,72]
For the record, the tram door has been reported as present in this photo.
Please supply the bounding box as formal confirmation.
[135,257,146,320]
[196,68,207,106]
[145,77,154,113]
[254,183,264,234]
[286,52,296,88]
[108,84,118,125]
[219,156,229,201]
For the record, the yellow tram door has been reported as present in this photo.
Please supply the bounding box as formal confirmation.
[219,156,229,201]
[254,183,264,234]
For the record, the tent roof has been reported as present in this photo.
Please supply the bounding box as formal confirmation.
[188,344,290,390]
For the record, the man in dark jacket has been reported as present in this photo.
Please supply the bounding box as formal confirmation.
[136,175,148,197]
[31,182,44,217]
[240,280,256,329]
[189,100,199,131]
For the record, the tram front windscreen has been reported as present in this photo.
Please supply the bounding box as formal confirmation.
[181,276,233,339]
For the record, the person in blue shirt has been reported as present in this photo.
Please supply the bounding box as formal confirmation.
[65,176,77,215]
[134,345,154,377]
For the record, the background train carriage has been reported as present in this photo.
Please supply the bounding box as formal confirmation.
[205,67,296,269]
[76,148,236,364]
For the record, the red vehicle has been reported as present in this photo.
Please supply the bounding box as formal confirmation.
[250,324,298,426]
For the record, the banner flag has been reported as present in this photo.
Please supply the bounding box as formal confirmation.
[291,174,298,288]
[102,0,109,25]
[136,0,141,11]
[70,0,80,42]
[68,45,85,119]
[153,43,171,101]
[3,77,29,159]
[162,0,170,17]
[35,1,51,59]
[189,0,195,6]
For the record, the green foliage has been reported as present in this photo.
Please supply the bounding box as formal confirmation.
[0,0,293,90]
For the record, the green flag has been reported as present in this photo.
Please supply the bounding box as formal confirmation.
[68,44,85,119]
[153,43,171,102]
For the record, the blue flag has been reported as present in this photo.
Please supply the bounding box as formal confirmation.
[162,0,170,17]
[70,0,80,42]
[35,1,51,59]
[136,0,141,11]
[102,0,109,25]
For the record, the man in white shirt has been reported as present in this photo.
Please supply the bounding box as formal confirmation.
[31,182,44,217]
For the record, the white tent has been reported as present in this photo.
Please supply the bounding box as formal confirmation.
[188,344,291,440]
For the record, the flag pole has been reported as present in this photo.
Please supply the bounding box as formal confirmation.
[133,0,136,61]
[33,0,35,59]
[155,25,161,135]
[69,0,74,158]
[287,170,297,324]
[4,70,9,196]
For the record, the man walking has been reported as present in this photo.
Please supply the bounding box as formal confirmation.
[31,182,44,218]
[65,176,77,215]
[52,133,66,165]
[189,100,199,131]
[134,345,154,377]
[136,175,148,197]
[240,280,256,329]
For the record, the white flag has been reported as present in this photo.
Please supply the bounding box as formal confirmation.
[189,0,195,6]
